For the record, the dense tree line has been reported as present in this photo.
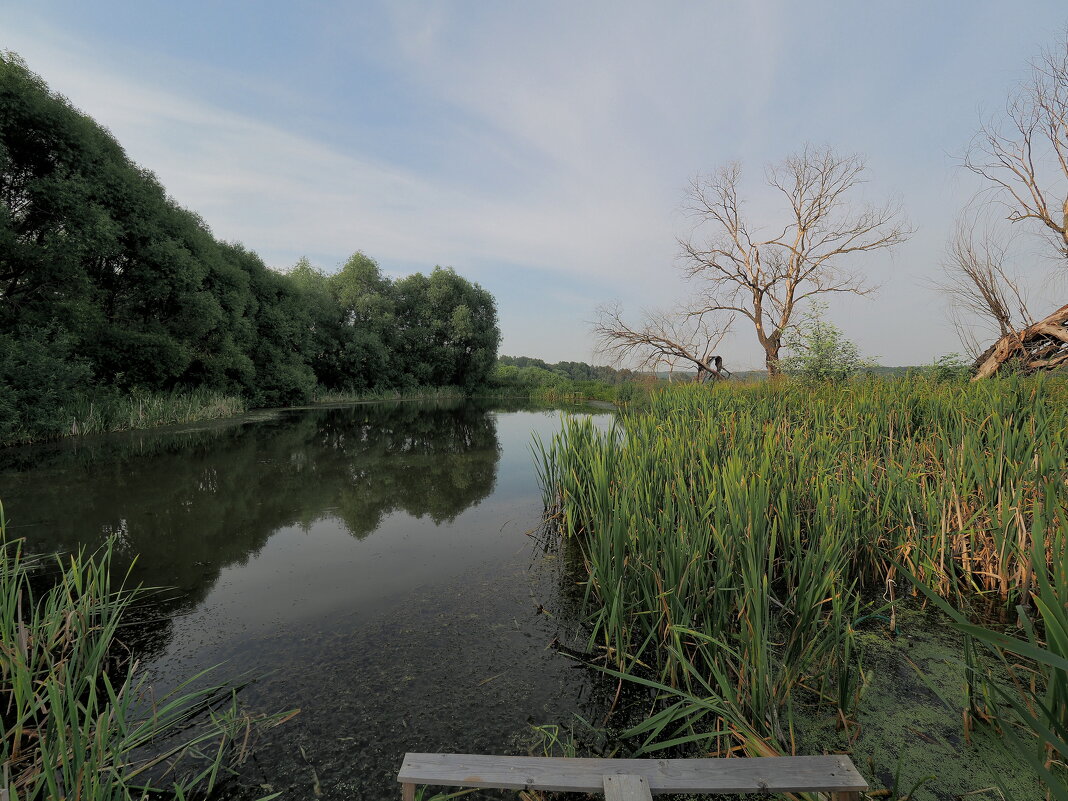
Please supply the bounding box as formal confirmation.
[0,53,499,440]
[495,355,639,386]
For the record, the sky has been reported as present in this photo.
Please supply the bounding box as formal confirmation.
[2,2,1067,369]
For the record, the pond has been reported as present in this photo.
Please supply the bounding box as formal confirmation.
[0,398,613,800]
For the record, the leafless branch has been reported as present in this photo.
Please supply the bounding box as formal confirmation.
[935,217,1033,347]
[964,33,1068,260]
[593,302,734,379]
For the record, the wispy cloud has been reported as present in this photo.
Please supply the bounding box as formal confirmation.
[3,18,678,290]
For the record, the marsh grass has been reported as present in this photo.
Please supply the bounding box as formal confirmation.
[538,376,1067,793]
[65,389,247,437]
[0,502,292,800]
[2,389,247,446]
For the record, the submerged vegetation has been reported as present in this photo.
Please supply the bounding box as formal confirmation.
[0,504,294,800]
[538,377,1067,796]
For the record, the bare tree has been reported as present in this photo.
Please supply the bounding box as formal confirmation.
[938,217,1033,357]
[593,302,732,381]
[956,34,1068,378]
[964,36,1068,261]
[680,145,910,375]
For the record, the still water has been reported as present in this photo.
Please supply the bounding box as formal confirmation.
[0,399,612,800]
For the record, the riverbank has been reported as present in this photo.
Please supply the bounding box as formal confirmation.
[0,385,491,448]
[0,381,638,449]
[0,388,248,448]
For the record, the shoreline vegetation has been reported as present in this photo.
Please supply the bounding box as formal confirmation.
[0,361,993,449]
[0,385,472,448]
[1,388,249,447]
[0,355,649,447]
[538,376,1067,798]
[0,504,296,800]
[0,383,594,449]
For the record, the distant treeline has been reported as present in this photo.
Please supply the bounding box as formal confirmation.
[0,53,499,442]
[494,355,641,386]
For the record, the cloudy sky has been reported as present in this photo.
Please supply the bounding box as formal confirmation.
[3,2,1067,368]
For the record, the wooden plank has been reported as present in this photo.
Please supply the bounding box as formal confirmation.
[603,774,653,801]
[397,753,868,794]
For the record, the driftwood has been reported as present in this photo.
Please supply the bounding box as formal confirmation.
[972,303,1068,379]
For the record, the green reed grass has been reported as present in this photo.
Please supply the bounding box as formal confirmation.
[64,389,247,438]
[0,502,291,800]
[537,376,1067,789]
[2,389,247,446]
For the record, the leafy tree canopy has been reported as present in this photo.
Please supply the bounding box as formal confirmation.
[0,52,500,440]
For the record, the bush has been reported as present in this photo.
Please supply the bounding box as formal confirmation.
[780,304,876,381]
[929,352,972,382]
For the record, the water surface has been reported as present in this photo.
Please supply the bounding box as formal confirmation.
[0,399,610,799]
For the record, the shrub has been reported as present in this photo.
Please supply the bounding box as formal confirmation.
[780,303,876,381]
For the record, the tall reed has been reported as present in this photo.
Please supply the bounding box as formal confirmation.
[538,376,1067,778]
[2,389,247,446]
[0,502,290,800]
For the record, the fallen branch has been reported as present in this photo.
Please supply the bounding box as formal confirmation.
[972,304,1068,379]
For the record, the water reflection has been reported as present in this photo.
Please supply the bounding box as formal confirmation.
[0,400,611,800]
[1,399,501,611]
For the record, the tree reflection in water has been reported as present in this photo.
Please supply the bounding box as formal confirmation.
[1,398,500,614]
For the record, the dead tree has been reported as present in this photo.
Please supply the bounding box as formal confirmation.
[964,36,1068,261]
[972,303,1068,379]
[594,302,732,382]
[680,145,910,375]
[935,216,1035,362]
[957,35,1068,378]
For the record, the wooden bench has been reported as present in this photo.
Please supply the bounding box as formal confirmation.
[398,753,868,800]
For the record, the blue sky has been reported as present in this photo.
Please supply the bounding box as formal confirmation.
[3,2,1067,368]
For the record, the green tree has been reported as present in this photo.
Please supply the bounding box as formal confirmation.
[394,267,499,390]
[0,51,503,440]
[330,252,396,389]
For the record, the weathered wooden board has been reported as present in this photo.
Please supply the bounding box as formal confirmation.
[397,753,868,794]
[603,774,653,801]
